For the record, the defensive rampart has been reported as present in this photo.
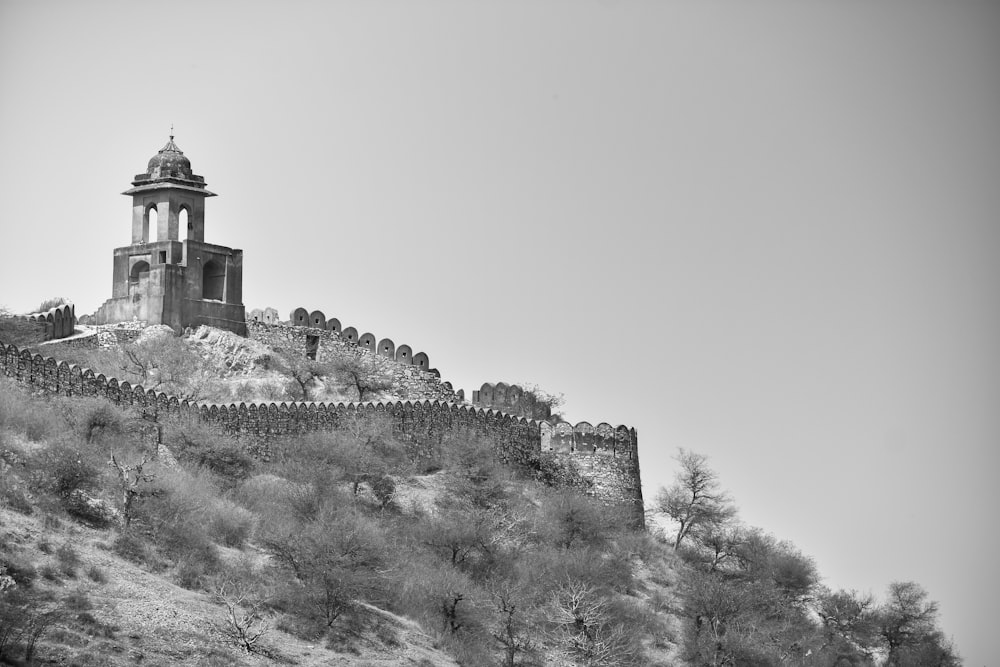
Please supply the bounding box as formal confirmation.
[249,307,435,375]
[473,381,553,420]
[20,303,77,341]
[0,339,643,524]
[244,320,458,403]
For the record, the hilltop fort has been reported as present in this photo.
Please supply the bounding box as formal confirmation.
[4,137,644,523]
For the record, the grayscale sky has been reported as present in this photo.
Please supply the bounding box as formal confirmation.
[1,1,997,663]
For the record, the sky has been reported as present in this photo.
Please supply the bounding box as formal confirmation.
[1,1,998,663]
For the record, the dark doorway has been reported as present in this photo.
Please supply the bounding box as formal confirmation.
[305,335,319,360]
[202,260,225,300]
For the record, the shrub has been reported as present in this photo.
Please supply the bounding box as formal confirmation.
[56,542,81,577]
[135,468,224,577]
[175,553,216,591]
[85,564,107,583]
[63,489,118,528]
[30,442,103,498]
[541,489,618,551]
[164,417,254,488]
[530,451,592,489]
[198,445,254,487]
[113,532,152,565]
[207,501,255,548]
[0,476,32,514]
[390,558,485,638]
[75,610,118,638]
[158,520,220,572]
[77,402,124,444]
[1,555,37,588]
[370,475,396,511]
[63,588,92,611]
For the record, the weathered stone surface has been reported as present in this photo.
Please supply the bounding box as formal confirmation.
[0,338,645,525]
[93,138,247,336]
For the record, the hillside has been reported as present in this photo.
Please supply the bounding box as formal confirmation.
[0,355,685,666]
[1,321,962,666]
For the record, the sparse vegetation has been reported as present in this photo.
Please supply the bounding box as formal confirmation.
[0,328,961,665]
[652,448,962,666]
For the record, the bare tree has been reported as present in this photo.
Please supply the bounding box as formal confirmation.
[261,508,386,628]
[215,577,268,653]
[815,587,880,660]
[21,606,62,664]
[547,580,638,666]
[269,348,332,401]
[489,581,537,667]
[109,446,155,530]
[686,521,747,573]
[116,334,217,401]
[654,448,737,550]
[333,356,394,401]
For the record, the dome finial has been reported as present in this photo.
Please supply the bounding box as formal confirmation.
[169,123,174,141]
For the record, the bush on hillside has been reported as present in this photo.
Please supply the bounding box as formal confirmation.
[29,441,103,500]
[0,378,65,443]
[163,416,255,488]
[529,451,592,490]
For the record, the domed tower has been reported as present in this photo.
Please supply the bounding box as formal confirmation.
[94,134,247,335]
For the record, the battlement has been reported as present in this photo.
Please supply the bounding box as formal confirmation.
[0,339,643,525]
[244,319,457,403]
[473,381,553,420]
[20,303,76,341]
[249,306,435,375]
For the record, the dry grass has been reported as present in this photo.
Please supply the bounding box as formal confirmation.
[0,507,461,666]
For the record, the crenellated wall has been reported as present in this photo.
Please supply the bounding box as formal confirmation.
[473,381,553,420]
[21,303,76,341]
[0,338,643,525]
[249,307,434,374]
[244,320,457,403]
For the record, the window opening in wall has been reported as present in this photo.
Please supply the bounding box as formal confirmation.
[158,251,167,264]
[305,335,319,360]
[130,261,150,284]
[202,260,225,300]
[179,207,191,240]
[147,206,159,242]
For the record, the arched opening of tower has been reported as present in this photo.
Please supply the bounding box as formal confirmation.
[202,261,225,301]
[147,206,159,242]
[130,260,150,283]
[180,207,192,240]
[129,261,150,301]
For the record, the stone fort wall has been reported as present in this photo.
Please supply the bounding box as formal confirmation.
[244,320,458,403]
[249,307,438,376]
[19,303,77,341]
[0,339,643,524]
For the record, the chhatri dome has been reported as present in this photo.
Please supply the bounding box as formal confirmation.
[132,132,207,187]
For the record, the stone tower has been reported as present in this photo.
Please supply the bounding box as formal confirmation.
[94,136,247,335]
